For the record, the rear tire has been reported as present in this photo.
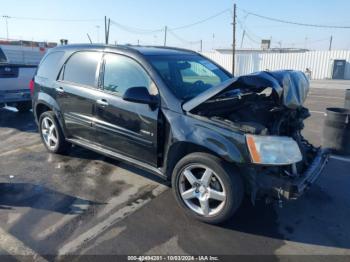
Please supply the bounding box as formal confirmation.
[39,111,71,154]
[16,102,32,113]
[172,152,244,224]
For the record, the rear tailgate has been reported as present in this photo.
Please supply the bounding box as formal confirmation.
[0,64,19,78]
[0,64,37,89]
[0,64,37,102]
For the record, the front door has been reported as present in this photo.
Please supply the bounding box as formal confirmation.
[56,51,102,141]
[94,53,159,166]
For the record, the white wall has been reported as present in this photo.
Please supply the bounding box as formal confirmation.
[202,50,350,80]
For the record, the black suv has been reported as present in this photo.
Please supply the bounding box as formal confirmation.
[32,44,328,224]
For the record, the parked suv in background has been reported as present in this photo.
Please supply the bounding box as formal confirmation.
[32,44,328,224]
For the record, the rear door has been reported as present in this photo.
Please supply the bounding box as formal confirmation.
[94,53,160,166]
[56,51,103,141]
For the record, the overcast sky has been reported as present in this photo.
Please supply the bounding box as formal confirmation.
[1,0,350,51]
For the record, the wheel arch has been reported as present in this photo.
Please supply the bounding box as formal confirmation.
[34,93,67,136]
[35,103,51,121]
[165,141,237,179]
[160,110,248,180]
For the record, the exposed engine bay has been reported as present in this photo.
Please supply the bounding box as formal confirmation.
[189,70,319,182]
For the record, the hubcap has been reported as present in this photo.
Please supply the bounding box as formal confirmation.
[41,117,58,150]
[179,164,226,217]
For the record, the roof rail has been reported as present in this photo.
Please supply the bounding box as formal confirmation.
[140,45,198,54]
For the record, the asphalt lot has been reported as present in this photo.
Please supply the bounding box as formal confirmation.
[0,80,350,261]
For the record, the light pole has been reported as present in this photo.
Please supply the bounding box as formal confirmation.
[2,15,10,40]
[164,26,167,46]
[232,3,236,75]
[212,33,215,51]
[95,25,100,43]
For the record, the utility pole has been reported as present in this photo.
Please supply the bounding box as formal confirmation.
[104,16,111,44]
[107,18,110,44]
[3,15,10,40]
[104,16,107,44]
[104,16,110,44]
[240,30,245,48]
[329,35,333,51]
[164,26,168,46]
[200,40,203,52]
[232,3,237,75]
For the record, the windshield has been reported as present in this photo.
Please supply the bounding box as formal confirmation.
[147,54,231,100]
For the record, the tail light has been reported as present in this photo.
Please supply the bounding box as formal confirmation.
[29,78,35,96]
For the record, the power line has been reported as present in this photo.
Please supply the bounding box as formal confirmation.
[110,8,231,34]
[171,8,231,31]
[108,8,231,47]
[238,18,332,48]
[236,18,262,45]
[168,29,201,45]
[1,15,101,22]
[237,17,262,39]
[2,7,231,30]
[2,7,232,42]
[240,8,350,29]
[109,19,164,34]
[244,31,261,45]
[284,37,329,46]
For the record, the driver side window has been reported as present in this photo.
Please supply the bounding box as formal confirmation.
[103,53,157,96]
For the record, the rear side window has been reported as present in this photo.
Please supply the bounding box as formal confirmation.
[0,48,8,63]
[63,52,102,87]
[37,51,64,79]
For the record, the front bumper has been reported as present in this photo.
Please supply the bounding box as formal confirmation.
[256,149,330,200]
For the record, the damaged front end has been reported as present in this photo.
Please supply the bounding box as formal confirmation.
[184,70,329,203]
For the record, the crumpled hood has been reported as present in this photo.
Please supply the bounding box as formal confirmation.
[183,70,310,112]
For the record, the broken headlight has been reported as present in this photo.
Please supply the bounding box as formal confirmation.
[246,135,302,165]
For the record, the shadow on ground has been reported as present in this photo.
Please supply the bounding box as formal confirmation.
[62,145,168,186]
[0,107,37,133]
[80,158,350,256]
[0,183,103,214]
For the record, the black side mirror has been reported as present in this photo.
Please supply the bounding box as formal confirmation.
[122,86,158,105]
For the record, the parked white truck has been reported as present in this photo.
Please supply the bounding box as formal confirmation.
[0,44,46,112]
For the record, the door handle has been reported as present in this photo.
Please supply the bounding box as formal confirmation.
[96,99,109,106]
[55,87,64,93]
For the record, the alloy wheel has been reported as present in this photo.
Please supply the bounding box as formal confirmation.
[41,116,58,150]
[179,164,226,217]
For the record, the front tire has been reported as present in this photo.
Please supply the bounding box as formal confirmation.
[172,152,244,224]
[39,111,71,154]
